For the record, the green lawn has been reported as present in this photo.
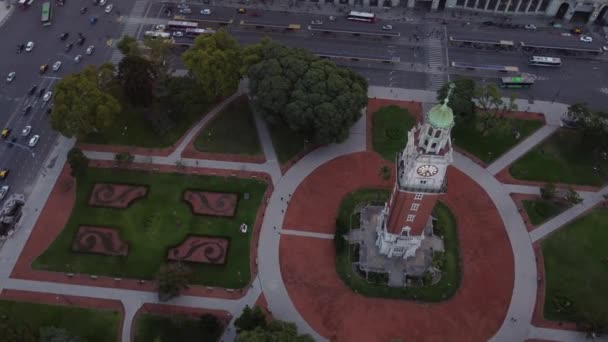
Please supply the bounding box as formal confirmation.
[522,199,568,226]
[542,209,608,326]
[194,97,263,156]
[134,313,222,342]
[33,168,267,288]
[510,130,608,186]
[266,121,309,165]
[371,105,417,161]
[452,118,543,164]
[0,300,120,342]
[335,191,461,301]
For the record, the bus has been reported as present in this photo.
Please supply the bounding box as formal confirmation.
[500,76,534,89]
[347,11,375,23]
[528,56,562,67]
[41,1,52,26]
[167,20,198,30]
[144,31,172,40]
[185,28,216,37]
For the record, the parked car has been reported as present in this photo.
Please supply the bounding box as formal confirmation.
[580,35,593,43]
[43,91,53,102]
[22,105,32,115]
[524,24,537,30]
[311,19,323,25]
[28,135,40,147]
[329,15,336,21]
[177,3,189,8]
[77,36,86,46]
[53,61,62,71]
[22,126,31,136]
[99,0,107,5]
[17,43,24,53]
[65,42,73,52]
[28,84,37,95]
[6,72,15,83]
[173,31,184,37]
[90,16,98,25]
[201,8,211,15]
[80,6,87,14]
[86,45,95,55]
[1,128,11,139]
[155,24,165,31]
[0,169,9,180]
[382,24,393,31]
[0,185,9,199]
[179,7,191,14]
[483,20,494,26]
[38,87,45,97]
[26,41,34,52]
[237,7,246,13]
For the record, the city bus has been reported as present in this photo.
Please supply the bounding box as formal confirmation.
[347,11,375,23]
[528,56,562,67]
[500,76,534,89]
[167,20,198,30]
[185,28,216,37]
[41,1,52,26]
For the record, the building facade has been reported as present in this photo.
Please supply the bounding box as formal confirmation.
[375,91,454,259]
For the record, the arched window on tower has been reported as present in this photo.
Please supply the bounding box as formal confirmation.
[434,130,441,138]
[427,127,433,136]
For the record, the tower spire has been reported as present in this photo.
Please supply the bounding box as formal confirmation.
[442,83,455,108]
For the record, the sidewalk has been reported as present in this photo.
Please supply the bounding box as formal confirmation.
[0,1,14,28]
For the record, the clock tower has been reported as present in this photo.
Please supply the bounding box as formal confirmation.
[376,85,455,259]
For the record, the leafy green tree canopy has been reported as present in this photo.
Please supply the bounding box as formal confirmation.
[118,55,158,106]
[236,320,314,342]
[67,147,89,177]
[246,40,368,144]
[156,263,192,302]
[234,305,267,333]
[51,65,121,139]
[117,36,140,57]
[182,29,242,100]
[437,78,475,120]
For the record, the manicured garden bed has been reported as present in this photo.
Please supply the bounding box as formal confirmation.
[0,300,120,342]
[33,168,267,288]
[541,209,608,327]
[193,97,263,156]
[510,129,608,186]
[134,313,223,342]
[522,199,568,226]
[371,105,416,161]
[334,189,461,301]
[452,117,543,164]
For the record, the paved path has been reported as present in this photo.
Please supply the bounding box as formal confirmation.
[280,229,334,240]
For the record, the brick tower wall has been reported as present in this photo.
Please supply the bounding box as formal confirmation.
[387,190,439,236]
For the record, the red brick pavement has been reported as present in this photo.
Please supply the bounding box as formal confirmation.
[280,153,514,342]
[0,289,124,342]
[13,161,273,299]
[283,152,394,233]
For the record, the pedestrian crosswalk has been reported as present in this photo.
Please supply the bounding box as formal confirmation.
[109,0,148,65]
[425,31,447,92]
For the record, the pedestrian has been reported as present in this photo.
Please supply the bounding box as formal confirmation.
[281,196,284,201]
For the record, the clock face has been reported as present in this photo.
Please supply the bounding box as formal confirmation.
[417,165,438,177]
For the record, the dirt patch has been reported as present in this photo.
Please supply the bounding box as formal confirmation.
[72,226,129,256]
[183,191,238,217]
[88,183,148,208]
[167,236,229,264]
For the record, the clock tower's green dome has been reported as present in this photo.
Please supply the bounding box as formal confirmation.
[427,102,454,130]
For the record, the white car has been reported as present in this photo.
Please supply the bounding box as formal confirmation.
[155,24,166,31]
[43,91,52,102]
[580,35,593,43]
[382,24,393,31]
[99,0,107,5]
[28,135,39,147]
[74,54,82,63]
[311,19,323,25]
[0,186,9,200]
[179,8,191,14]
[52,61,62,71]
[21,125,31,136]
[26,41,34,52]
[173,31,184,37]
[201,8,211,15]
[177,4,189,8]
[86,45,95,55]
[524,24,537,30]
[6,72,15,82]
[561,32,572,37]
[105,4,113,13]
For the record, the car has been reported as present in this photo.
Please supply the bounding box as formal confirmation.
[40,64,49,74]
[80,6,87,14]
[201,8,211,15]
[28,84,37,95]
[105,4,113,13]
[43,91,53,102]
[28,135,40,147]
[155,24,165,31]
[77,36,85,46]
[90,16,97,25]
[46,106,52,115]
[22,126,31,137]
[26,41,34,52]
[173,31,184,37]
[86,45,95,55]
[382,24,393,31]
[311,19,323,25]
[6,137,15,148]
[524,24,537,30]
[0,170,8,180]
[60,32,69,40]
[22,105,32,115]
[65,42,73,52]
[53,61,62,71]
[56,0,65,6]
[572,27,583,35]
[17,43,24,53]
[99,0,106,5]
[237,7,246,13]
[6,72,15,83]
[1,128,11,139]
[329,15,336,21]
[74,54,82,63]
[482,20,494,26]
[603,46,608,51]
[38,87,46,97]
[177,4,189,8]
[561,32,572,37]
[0,186,9,200]
[580,35,593,43]
[178,7,191,14]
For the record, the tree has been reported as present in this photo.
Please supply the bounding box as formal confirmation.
[234,305,267,333]
[236,320,314,342]
[143,37,172,71]
[156,263,191,301]
[565,187,583,205]
[565,103,608,154]
[51,65,121,139]
[114,152,134,165]
[437,78,475,121]
[117,35,141,57]
[473,83,517,136]
[182,29,242,100]
[67,147,89,177]
[39,327,83,342]
[246,40,368,144]
[540,182,556,201]
[0,321,37,342]
[118,55,158,106]
[199,314,223,339]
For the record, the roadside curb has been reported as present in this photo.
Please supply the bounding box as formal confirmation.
[0,4,15,28]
